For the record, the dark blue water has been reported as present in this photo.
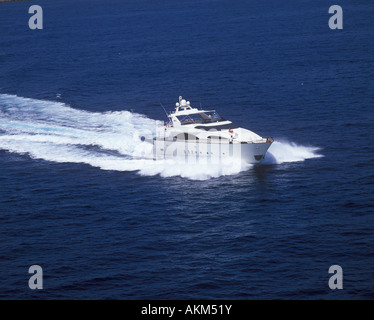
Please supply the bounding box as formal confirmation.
[0,0,373,299]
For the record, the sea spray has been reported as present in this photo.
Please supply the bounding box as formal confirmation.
[264,140,323,165]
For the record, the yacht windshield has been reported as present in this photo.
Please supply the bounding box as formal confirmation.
[176,112,224,125]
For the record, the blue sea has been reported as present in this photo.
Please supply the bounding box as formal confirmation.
[0,0,373,300]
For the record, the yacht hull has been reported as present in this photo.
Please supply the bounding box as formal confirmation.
[152,139,272,164]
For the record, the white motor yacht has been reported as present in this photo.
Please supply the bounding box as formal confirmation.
[146,96,273,164]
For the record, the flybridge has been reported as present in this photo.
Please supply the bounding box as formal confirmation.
[173,96,195,112]
[169,96,224,127]
[172,96,215,115]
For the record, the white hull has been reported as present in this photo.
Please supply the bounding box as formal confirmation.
[153,139,272,164]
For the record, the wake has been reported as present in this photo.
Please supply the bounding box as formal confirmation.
[0,94,323,180]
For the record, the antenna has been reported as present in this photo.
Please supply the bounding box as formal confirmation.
[160,102,169,119]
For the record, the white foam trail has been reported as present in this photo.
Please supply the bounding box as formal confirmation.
[0,94,323,180]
